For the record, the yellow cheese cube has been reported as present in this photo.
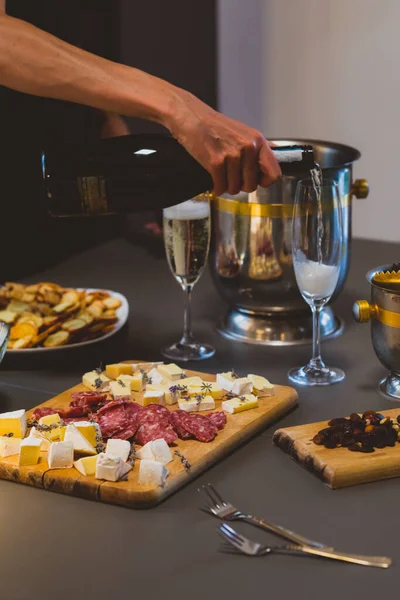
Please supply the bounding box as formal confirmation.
[74,455,98,476]
[157,363,184,381]
[131,373,144,393]
[0,409,26,438]
[186,382,224,400]
[19,437,42,466]
[221,394,259,414]
[38,413,62,441]
[178,395,215,412]
[105,363,133,379]
[139,390,165,407]
[110,380,132,399]
[59,426,66,441]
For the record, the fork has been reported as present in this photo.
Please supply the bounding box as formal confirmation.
[199,483,328,549]
[219,523,391,569]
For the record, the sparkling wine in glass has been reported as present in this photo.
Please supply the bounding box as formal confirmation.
[288,179,345,386]
[162,195,215,362]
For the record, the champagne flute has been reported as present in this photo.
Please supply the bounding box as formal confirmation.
[288,179,345,386]
[162,195,215,362]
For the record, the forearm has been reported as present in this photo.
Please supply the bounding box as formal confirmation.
[0,14,185,129]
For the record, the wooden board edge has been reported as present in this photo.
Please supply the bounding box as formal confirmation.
[273,428,335,489]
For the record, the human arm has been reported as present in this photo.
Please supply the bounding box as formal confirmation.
[0,6,280,195]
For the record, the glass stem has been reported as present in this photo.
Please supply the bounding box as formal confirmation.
[308,304,325,371]
[180,285,194,345]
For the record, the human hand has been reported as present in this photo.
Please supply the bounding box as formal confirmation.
[167,91,281,196]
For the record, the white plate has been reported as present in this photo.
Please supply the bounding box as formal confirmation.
[7,288,129,354]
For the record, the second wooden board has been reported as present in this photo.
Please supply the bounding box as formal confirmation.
[273,408,400,489]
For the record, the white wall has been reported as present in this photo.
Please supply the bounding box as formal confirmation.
[218,0,400,242]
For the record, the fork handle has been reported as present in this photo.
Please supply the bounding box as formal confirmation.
[281,545,392,569]
[241,516,329,549]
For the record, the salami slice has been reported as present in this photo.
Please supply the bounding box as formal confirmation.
[111,402,143,440]
[143,404,171,420]
[96,401,129,439]
[181,413,217,443]
[208,411,227,431]
[32,407,65,420]
[135,421,177,446]
[170,410,193,440]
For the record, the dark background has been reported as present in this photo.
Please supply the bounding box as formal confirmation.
[1,0,217,280]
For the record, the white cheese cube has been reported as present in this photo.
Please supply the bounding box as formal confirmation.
[138,459,169,486]
[0,435,21,457]
[131,362,163,374]
[47,441,74,469]
[110,379,132,399]
[28,427,51,451]
[147,367,164,385]
[95,453,132,482]
[247,374,275,397]
[222,394,259,414]
[0,409,26,438]
[136,438,172,465]
[216,372,236,392]
[157,363,184,381]
[231,377,253,396]
[179,376,203,387]
[64,424,96,455]
[82,371,110,391]
[186,382,223,400]
[105,439,131,462]
[178,395,215,412]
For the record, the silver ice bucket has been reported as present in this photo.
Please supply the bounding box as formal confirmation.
[210,139,369,345]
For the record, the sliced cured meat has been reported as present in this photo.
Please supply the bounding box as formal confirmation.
[208,411,227,431]
[63,416,92,424]
[170,410,193,440]
[143,404,170,419]
[32,406,65,420]
[135,421,177,446]
[111,402,142,440]
[63,405,87,419]
[70,390,107,412]
[181,413,217,443]
[96,401,129,439]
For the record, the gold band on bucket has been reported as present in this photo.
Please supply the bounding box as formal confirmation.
[374,306,400,328]
[214,195,350,218]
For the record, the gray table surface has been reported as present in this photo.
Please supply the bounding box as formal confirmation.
[1,237,399,600]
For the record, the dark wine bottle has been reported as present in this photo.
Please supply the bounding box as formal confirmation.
[42,135,316,217]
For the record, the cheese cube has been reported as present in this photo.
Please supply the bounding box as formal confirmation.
[0,435,21,457]
[28,427,51,451]
[216,372,236,392]
[74,455,98,476]
[140,390,165,407]
[19,437,42,466]
[59,426,66,441]
[105,363,133,379]
[95,453,132,482]
[179,376,203,387]
[131,373,144,393]
[231,377,253,396]
[110,379,132,399]
[64,424,97,455]
[131,362,163,374]
[157,363,184,382]
[186,382,224,400]
[82,371,110,391]
[74,422,100,448]
[178,395,215,413]
[247,374,275,397]
[38,412,62,441]
[47,441,74,469]
[139,459,169,486]
[0,409,26,438]
[137,439,172,464]
[105,439,131,462]
[147,367,164,385]
[222,394,259,414]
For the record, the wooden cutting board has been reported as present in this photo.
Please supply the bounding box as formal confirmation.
[273,408,400,489]
[0,362,298,508]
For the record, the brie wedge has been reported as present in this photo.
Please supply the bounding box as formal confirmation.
[216,372,236,392]
[136,438,172,464]
[247,374,275,397]
[74,455,98,476]
[138,459,169,486]
[47,441,74,469]
[0,435,21,457]
[64,424,97,455]
[95,453,132,482]
[0,409,26,438]
[231,377,253,396]
[105,438,131,462]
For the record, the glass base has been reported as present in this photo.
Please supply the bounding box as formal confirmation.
[288,365,345,387]
[162,341,215,362]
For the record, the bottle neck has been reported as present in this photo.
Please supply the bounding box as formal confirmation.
[272,145,315,170]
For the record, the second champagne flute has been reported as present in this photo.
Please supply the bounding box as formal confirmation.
[162,195,215,362]
[288,179,344,386]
